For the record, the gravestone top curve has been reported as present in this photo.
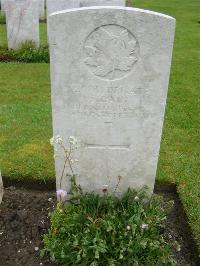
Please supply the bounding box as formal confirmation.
[49,6,175,20]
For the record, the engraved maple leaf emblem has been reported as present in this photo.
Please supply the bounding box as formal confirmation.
[84,27,138,80]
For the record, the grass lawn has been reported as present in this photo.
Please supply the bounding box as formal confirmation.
[0,63,54,181]
[133,0,200,247]
[0,0,200,250]
[134,0,200,245]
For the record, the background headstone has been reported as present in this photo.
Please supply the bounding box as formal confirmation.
[46,0,80,17]
[2,0,45,17]
[80,0,126,7]
[6,0,39,49]
[49,7,175,195]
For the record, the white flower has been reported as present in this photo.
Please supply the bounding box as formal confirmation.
[70,159,79,164]
[50,137,55,146]
[141,223,148,229]
[55,135,62,144]
[69,136,77,145]
[134,196,139,201]
[50,135,62,145]
[126,225,131,230]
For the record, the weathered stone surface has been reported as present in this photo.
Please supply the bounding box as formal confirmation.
[6,0,39,49]
[49,7,175,195]
[3,0,45,18]
[80,0,126,7]
[46,0,80,39]
[46,0,80,17]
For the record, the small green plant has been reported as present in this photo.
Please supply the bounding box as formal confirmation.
[42,135,175,266]
[50,135,78,190]
[43,136,176,265]
[0,42,49,63]
[42,188,175,265]
[11,41,49,63]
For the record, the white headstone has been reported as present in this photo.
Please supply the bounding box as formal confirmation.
[49,7,175,195]
[6,0,39,49]
[46,0,80,17]
[80,0,126,7]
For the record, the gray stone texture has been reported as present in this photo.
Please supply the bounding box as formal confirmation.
[80,0,126,7]
[2,0,44,15]
[46,0,80,17]
[46,0,80,39]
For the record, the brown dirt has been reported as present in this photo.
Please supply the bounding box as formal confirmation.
[154,184,200,266]
[0,184,199,266]
[0,187,55,266]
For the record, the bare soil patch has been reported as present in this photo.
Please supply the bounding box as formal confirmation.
[0,184,199,265]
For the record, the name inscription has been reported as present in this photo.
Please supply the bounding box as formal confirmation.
[68,84,149,118]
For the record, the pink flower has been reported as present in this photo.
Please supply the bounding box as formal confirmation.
[56,189,67,203]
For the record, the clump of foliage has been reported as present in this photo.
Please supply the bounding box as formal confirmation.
[43,184,175,265]
[0,41,49,63]
[0,11,6,24]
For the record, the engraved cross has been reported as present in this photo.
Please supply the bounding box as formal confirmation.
[84,122,130,151]
[84,122,130,182]
[85,144,130,151]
